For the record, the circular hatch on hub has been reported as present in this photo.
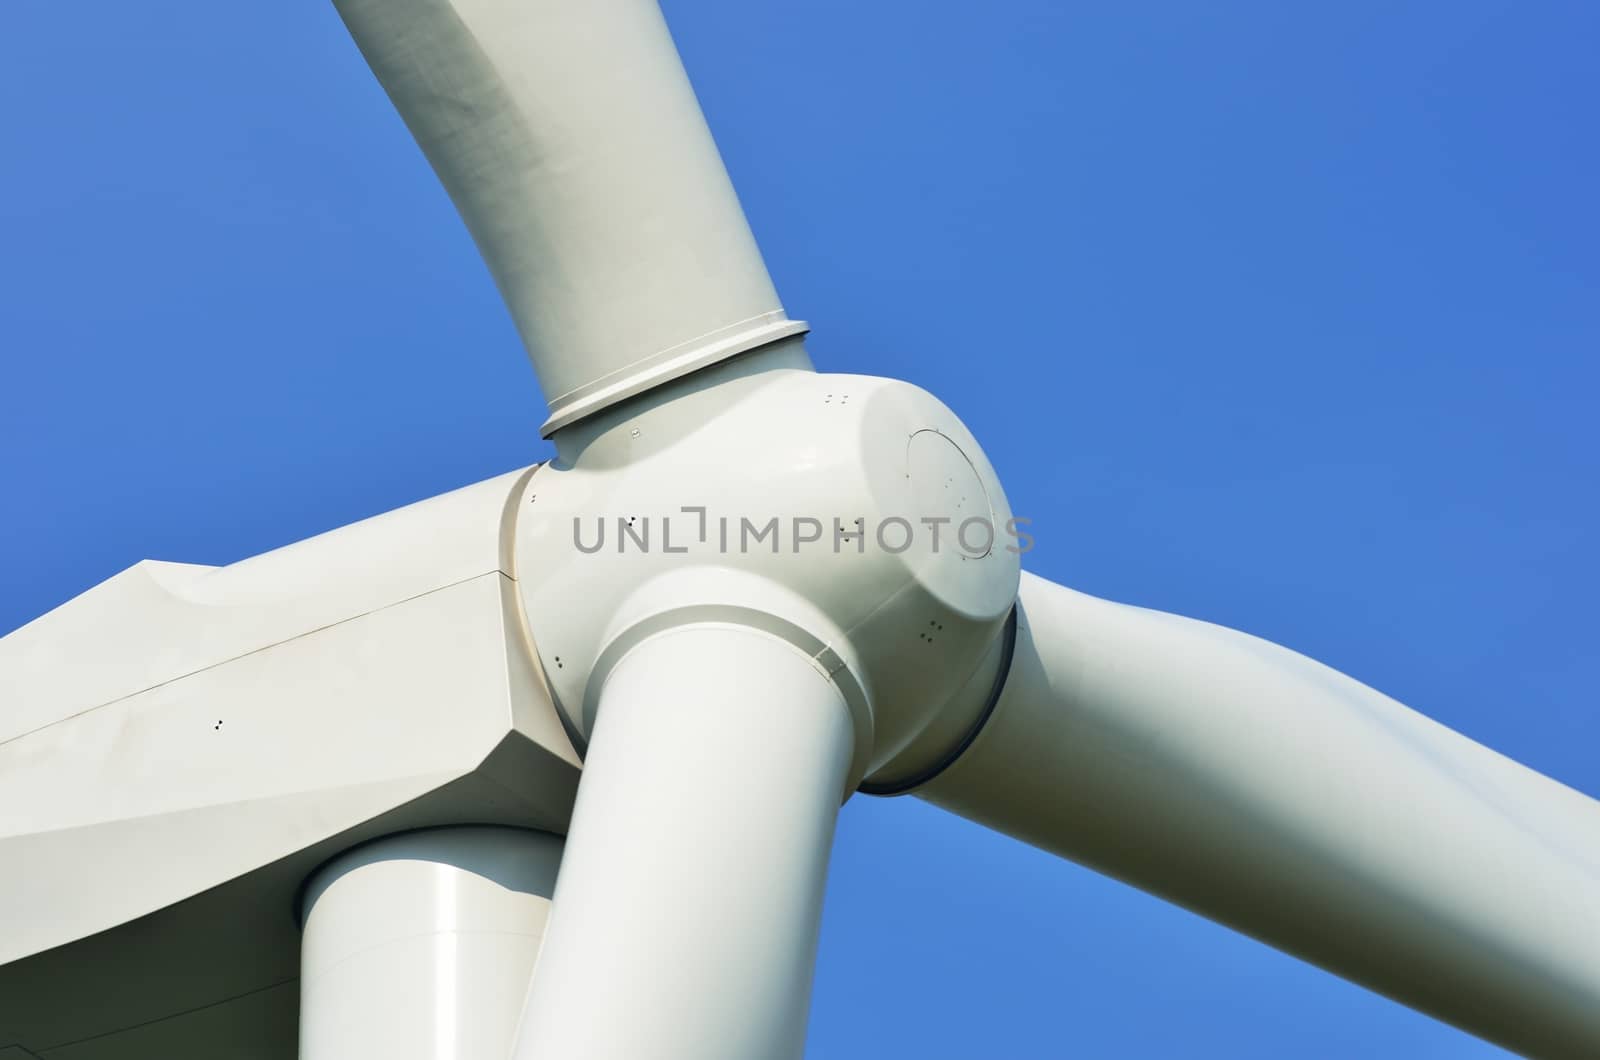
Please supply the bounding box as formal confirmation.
[907,429,996,559]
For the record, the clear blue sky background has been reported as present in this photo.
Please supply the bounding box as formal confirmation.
[3,2,1596,1056]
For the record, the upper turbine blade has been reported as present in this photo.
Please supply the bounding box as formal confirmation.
[920,571,1600,1058]
[332,0,807,435]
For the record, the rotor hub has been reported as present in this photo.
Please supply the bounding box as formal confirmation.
[510,350,1021,792]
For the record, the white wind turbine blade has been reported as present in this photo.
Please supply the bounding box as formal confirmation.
[919,571,1600,1058]
[332,0,808,436]
[512,624,854,1060]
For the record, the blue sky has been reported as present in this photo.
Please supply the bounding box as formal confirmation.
[3,1,1596,1056]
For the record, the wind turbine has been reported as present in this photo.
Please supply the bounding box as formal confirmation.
[1,2,1596,1058]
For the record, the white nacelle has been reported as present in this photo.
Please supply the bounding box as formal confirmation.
[0,470,580,1054]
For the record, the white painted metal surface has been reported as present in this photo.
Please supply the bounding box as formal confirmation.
[513,625,855,1060]
[920,571,1600,1057]
[331,0,807,436]
[514,355,1019,792]
[301,827,563,1060]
